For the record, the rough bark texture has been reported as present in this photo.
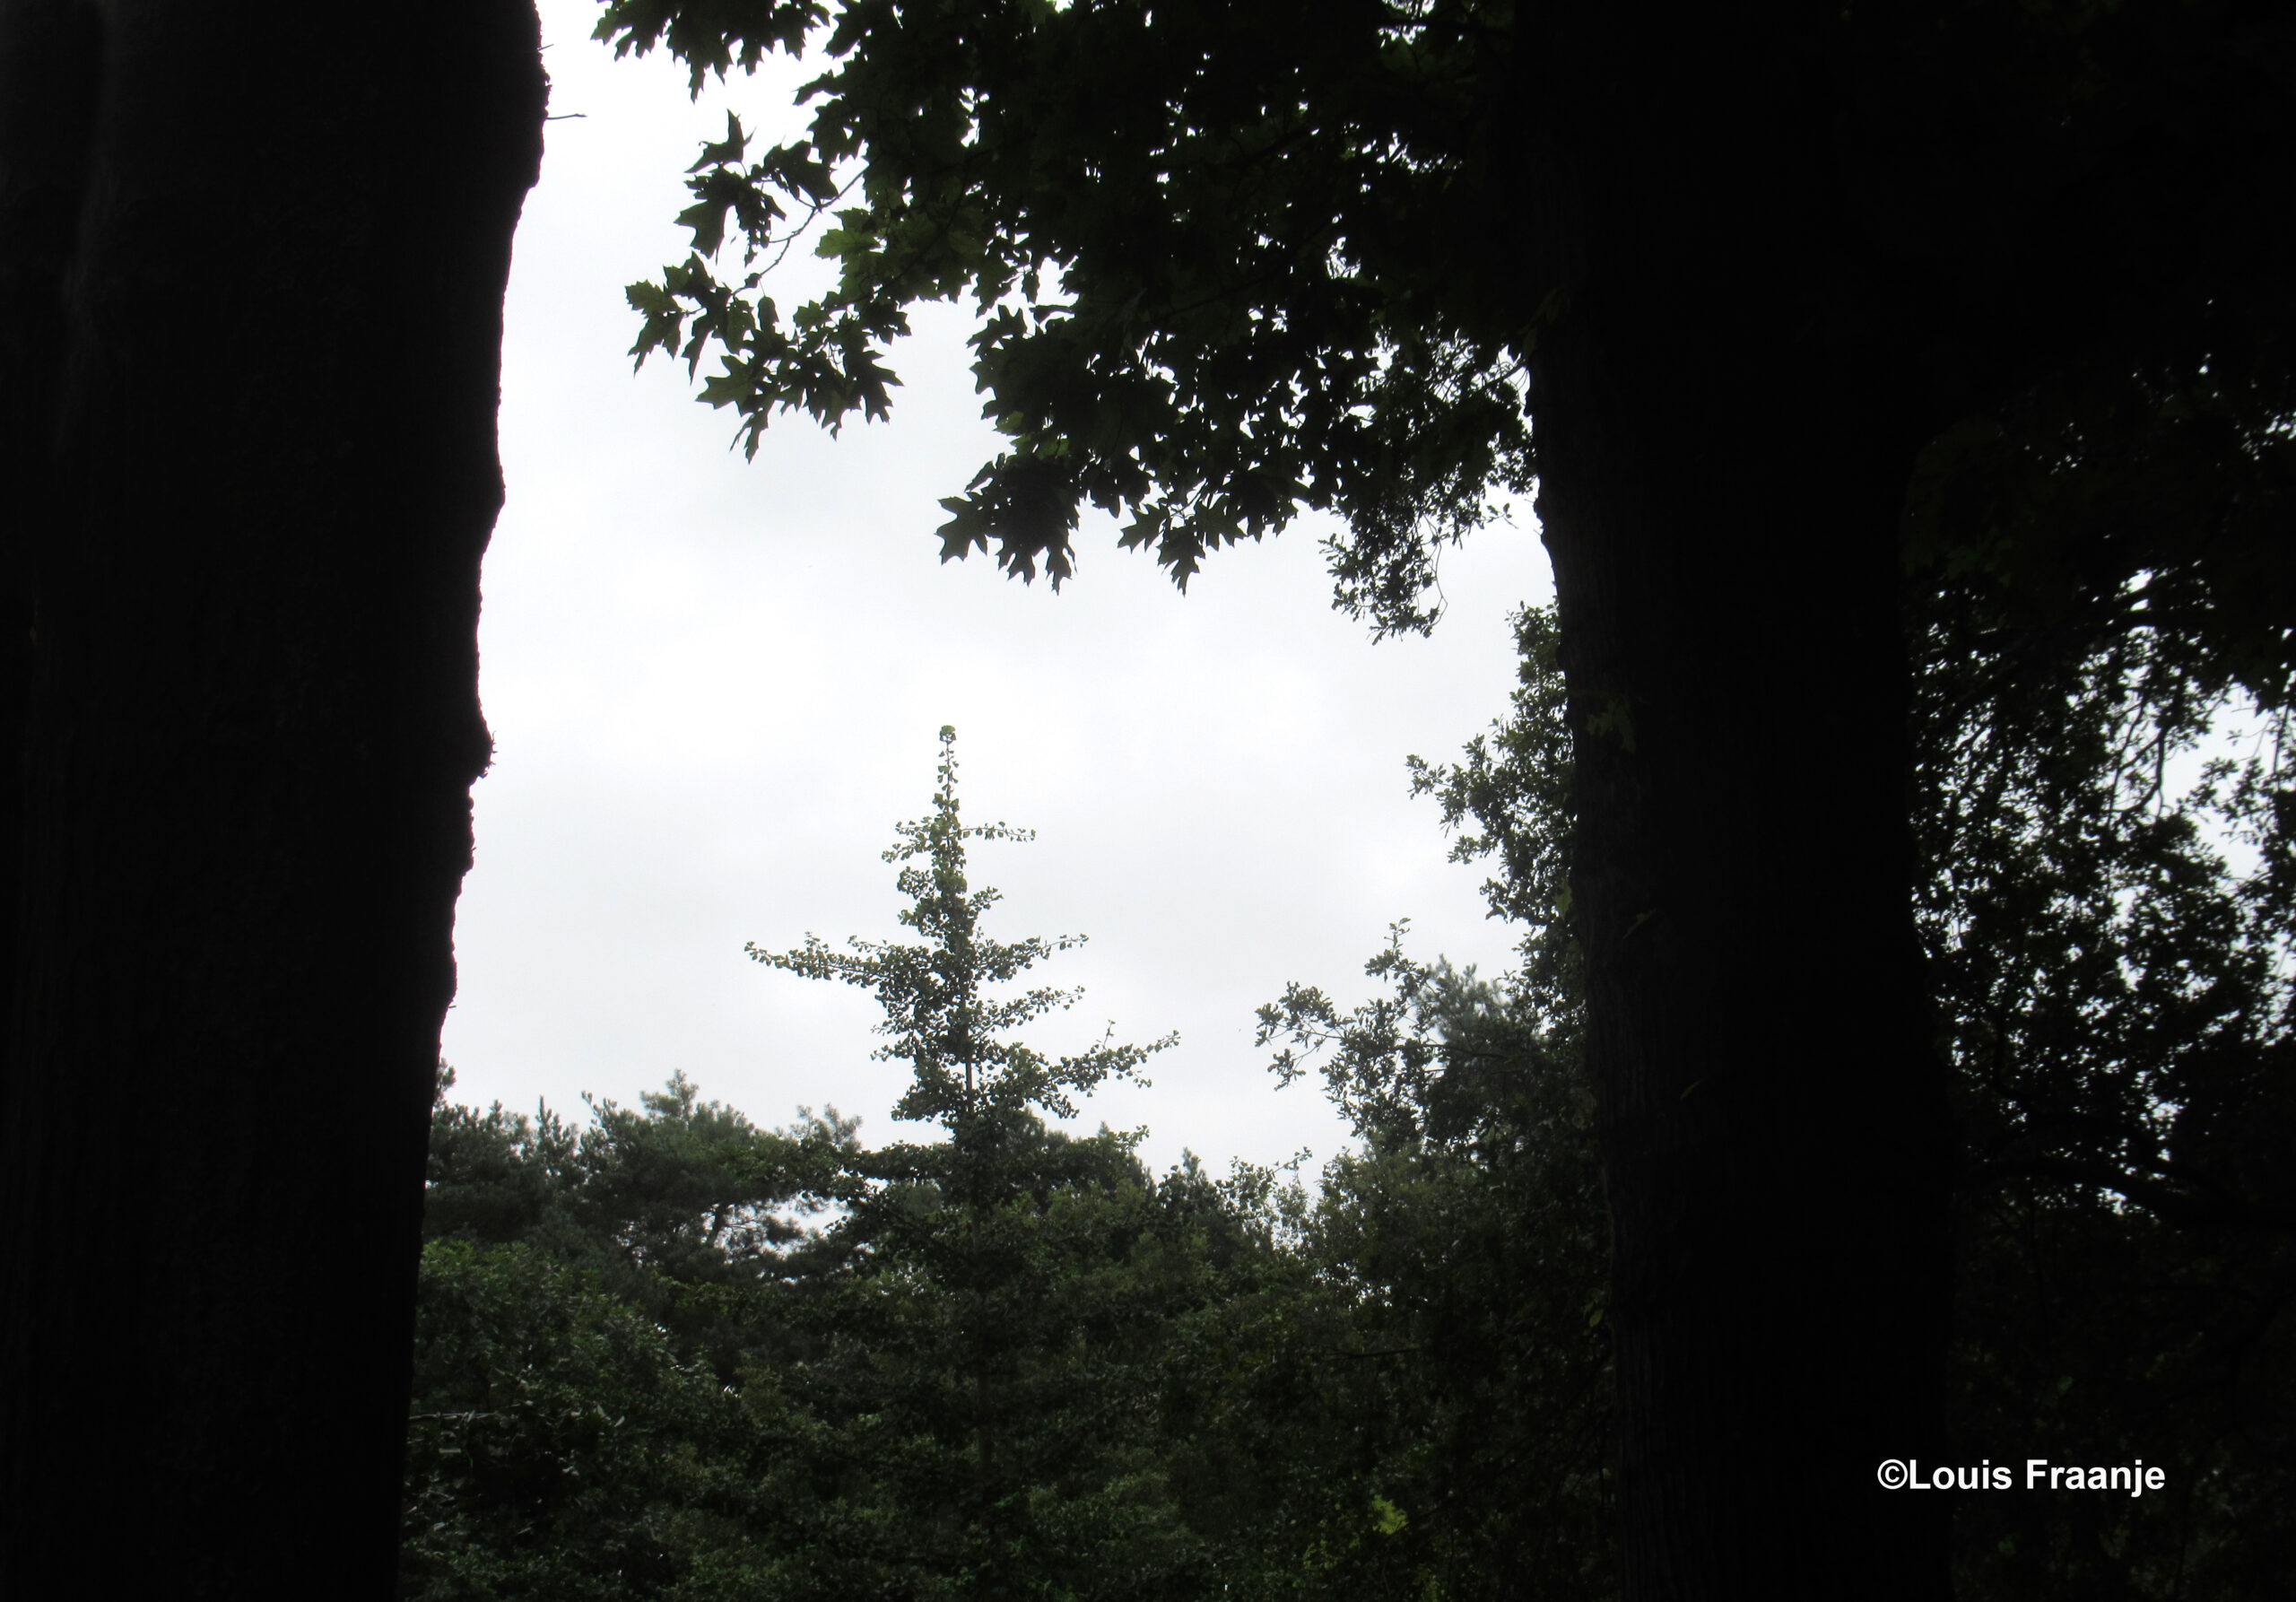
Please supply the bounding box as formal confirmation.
[0,3,545,1592]
[1515,12,1956,1597]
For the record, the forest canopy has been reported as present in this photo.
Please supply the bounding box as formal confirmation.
[405,650,2292,1597]
[395,4,2292,1597]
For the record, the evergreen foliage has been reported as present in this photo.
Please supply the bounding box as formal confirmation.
[404,625,2292,1598]
[745,725,1174,1201]
[404,733,1286,1598]
[401,1239,753,1601]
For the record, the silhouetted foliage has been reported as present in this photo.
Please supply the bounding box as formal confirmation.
[1382,595,2296,1597]
[589,5,2292,1593]
[1912,586,2296,1598]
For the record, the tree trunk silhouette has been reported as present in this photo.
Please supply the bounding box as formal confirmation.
[1516,13,1956,1597]
[0,3,544,1593]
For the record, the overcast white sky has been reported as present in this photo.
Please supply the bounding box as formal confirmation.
[439,0,1554,1177]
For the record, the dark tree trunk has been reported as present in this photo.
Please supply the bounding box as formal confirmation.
[0,3,544,1592]
[1515,11,1956,1598]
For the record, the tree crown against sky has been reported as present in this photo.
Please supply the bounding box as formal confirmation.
[598,0,2292,685]
[601,0,1534,629]
[745,726,1173,1193]
[412,736,1298,1599]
